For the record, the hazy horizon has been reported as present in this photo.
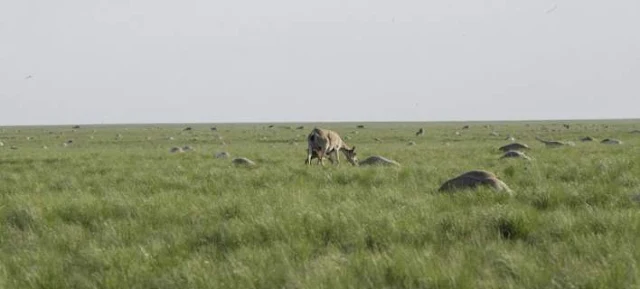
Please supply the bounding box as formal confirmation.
[1,0,639,126]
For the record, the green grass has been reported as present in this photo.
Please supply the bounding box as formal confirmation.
[1,120,640,288]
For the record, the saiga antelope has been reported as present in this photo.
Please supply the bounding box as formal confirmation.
[306,128,358,166]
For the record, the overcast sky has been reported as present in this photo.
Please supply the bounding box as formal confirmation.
[1,0,638,125]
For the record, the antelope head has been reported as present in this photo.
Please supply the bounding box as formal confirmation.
[343,146,358,166]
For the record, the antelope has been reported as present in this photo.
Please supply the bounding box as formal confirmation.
[169,147,183,153]
[536,136,574,147]
[601,138,622,145]
[305,149,337,165]
[306,128,358,166]
[498,142,530,152]
[438,170,512,193]
[232,157,256,166]
[358,155,400,167]
[500,150,532,160]
[216,151,231,159]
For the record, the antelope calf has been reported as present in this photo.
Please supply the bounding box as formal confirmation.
[307,128,358,166]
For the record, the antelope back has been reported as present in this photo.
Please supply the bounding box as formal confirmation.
[308,128,344,151]
[326,130,347,150]
[307,128,328,150]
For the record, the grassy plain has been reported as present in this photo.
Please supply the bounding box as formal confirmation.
[1,120,640,289]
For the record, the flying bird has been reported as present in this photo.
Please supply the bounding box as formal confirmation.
[25,75,33,79]
[546,4,558,14]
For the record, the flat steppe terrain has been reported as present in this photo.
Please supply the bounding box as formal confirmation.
[1,120,639,288]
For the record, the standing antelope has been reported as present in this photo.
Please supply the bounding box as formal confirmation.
[307,128,358,166]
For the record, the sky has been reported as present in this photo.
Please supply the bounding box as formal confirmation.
[1,0,639,125]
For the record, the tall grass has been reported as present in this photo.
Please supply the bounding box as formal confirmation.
[1,121,639,288]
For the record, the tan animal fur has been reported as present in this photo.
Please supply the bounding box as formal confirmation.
[305,149,336,165]
[307,128,358,166]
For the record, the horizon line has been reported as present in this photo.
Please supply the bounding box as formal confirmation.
[1,117,639,127]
